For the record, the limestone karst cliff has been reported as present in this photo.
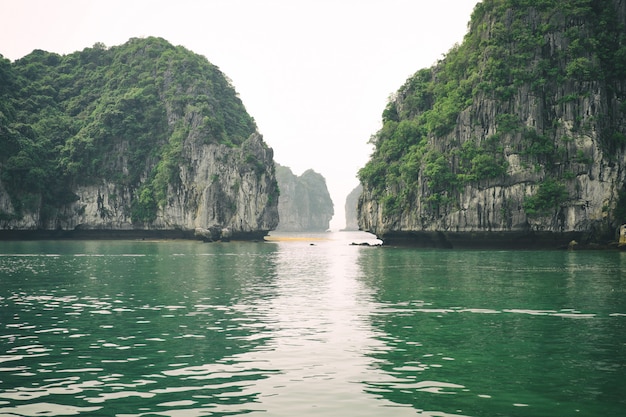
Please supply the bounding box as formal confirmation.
[358,0,626,247]
[274,164,334,232]
[0,37,279,239]
[343,184,362,231]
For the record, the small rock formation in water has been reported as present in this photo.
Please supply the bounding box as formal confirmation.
[349,241,381,247]
[0,37,279,239]
[358,0,626,248]
[274,164,334,232]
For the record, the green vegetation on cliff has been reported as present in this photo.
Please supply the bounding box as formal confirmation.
[1,37,257,224]
[359,0,626,223]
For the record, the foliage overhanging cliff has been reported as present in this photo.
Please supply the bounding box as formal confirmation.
[0,37,279,237]
[358,0,626,246]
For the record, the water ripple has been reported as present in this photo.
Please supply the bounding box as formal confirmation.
[1,237,625,416]
[0,402,102,416]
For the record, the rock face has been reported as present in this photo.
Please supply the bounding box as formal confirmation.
[54,132,276,240]
[343,184,362,231]
[274,164,334,232]
[0,37,279,239]
[358,0,626,247]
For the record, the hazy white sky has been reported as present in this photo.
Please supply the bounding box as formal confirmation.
[2,0,478,229]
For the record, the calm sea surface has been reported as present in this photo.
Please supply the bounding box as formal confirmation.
[0,232,625,417]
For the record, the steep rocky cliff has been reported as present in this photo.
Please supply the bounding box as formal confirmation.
[274,164,334,232]
[0,37,279,239]
[343,184,362,231]
[358,0,626,247]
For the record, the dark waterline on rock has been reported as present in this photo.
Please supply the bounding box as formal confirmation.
[0,229,270,242]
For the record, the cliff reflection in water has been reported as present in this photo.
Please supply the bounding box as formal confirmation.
[357,248,626,417]
[0,240,282,416]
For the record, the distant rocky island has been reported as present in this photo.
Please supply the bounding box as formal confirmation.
[274,164,334,232]
[0,37,278,240]
[343,184,362,231]
[357,0,626,248]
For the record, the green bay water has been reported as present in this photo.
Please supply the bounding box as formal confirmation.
[0,232,625,417]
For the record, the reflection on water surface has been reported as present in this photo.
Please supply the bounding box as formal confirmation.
[0,234,625,416]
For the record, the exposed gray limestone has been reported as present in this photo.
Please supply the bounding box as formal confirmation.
[1,133,279,239]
